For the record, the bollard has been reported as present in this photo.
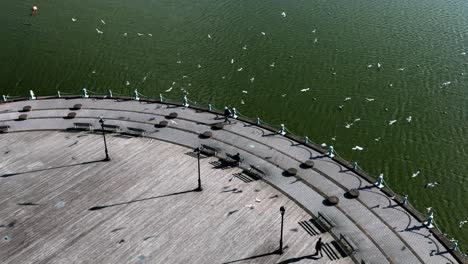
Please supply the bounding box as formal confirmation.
[29,90,36,100]
[183,95,189,107]
[2,95,7,102]
[278,124,286,135]
[108,90,113,98]
[232,108,238,119]
[82,88,89,98]
[134,89,140,101]
[451,240,458,252]
[256,117,260,125]
[57,91,61,98]
[305,136,309,144]
[424,212,434,228]
[159,93,163,102]
[402,194,408,205]
[327,146,335,158]
[375,173,384,188]
[208,104,212,111]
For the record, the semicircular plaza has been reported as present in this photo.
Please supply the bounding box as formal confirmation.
[0,97,462,264]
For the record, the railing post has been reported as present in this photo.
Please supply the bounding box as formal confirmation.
[305,136,309,144]
[29,90,36,100]
[108,90,113,98]
[256,117,260,125]
[232,108,238,119]
[374,173,384,189]
[402,194,408,205]
[159,93,163,102]
[278,124,286,135]
[208,104,212,111]
[57,91,61,98]
[353,161,358,170]
[424,212,434,228]
[327,146,335,158]
[183,95,189,107]
[82,88,89,98]
[134,89,140,101]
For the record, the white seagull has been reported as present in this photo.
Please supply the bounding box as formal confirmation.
[314,38,318,43]
[137,33,144,36]
[300,88,310,92]
[72,18,77,22]
[126,81,130,86]
[208,34,212,39]
[366,98,375,101]
[312,29,316,33]
[250,77,255,83]
[165,87,173,92]
[123,33,127,37]
[231,59,234,64]
[148,34,153,37]
[100,19,106,25]
[459,221,467,228]
[237,67,243,71]
[242,90,248,94]
[425,182,440,188]
[281,12,286,17]
[411,171,420,178]
[344,97,351,101]
[242,45,247,50]
[270,62,276,67]
[388,120,397,125]
[95,28,103,34]
[352,146,364,151]
[261,32,266,36]
[406,116,412,123]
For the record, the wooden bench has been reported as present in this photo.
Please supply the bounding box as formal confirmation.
[73,123,92,131]
[126,127,146,136]
[336,233,357,256]
[0,125,10,133]
[242,164,266,180]
[199,144,217,157]
[219,153,241,167]
[315,211,336,232]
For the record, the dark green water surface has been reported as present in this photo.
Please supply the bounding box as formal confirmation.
[1,0,467,251]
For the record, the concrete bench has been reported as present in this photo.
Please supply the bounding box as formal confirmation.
[337,233,357,256]
[199,144,217,156]
[73,123,92,131]
[315,211,336,232]
[126,127,146,136]
[102,124,120,132]
[0,125,10,133]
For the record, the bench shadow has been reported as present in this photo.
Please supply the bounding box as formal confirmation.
[88,188,197,211]
[0,159,104,178]
[223,249,280,264]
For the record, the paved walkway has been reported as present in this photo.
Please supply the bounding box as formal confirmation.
[0,98,460,264]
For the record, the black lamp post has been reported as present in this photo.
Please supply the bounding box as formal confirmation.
[99,118,110,161]
[279,206,285,254]
[195,147,202,191]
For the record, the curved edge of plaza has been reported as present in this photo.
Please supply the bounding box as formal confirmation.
[0,96,465,264]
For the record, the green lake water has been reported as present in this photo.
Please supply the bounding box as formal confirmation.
[1,0,467,252]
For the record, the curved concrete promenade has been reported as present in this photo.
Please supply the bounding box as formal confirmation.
[0,97,462,264]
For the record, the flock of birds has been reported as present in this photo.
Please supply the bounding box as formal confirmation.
[76,11,466,235]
